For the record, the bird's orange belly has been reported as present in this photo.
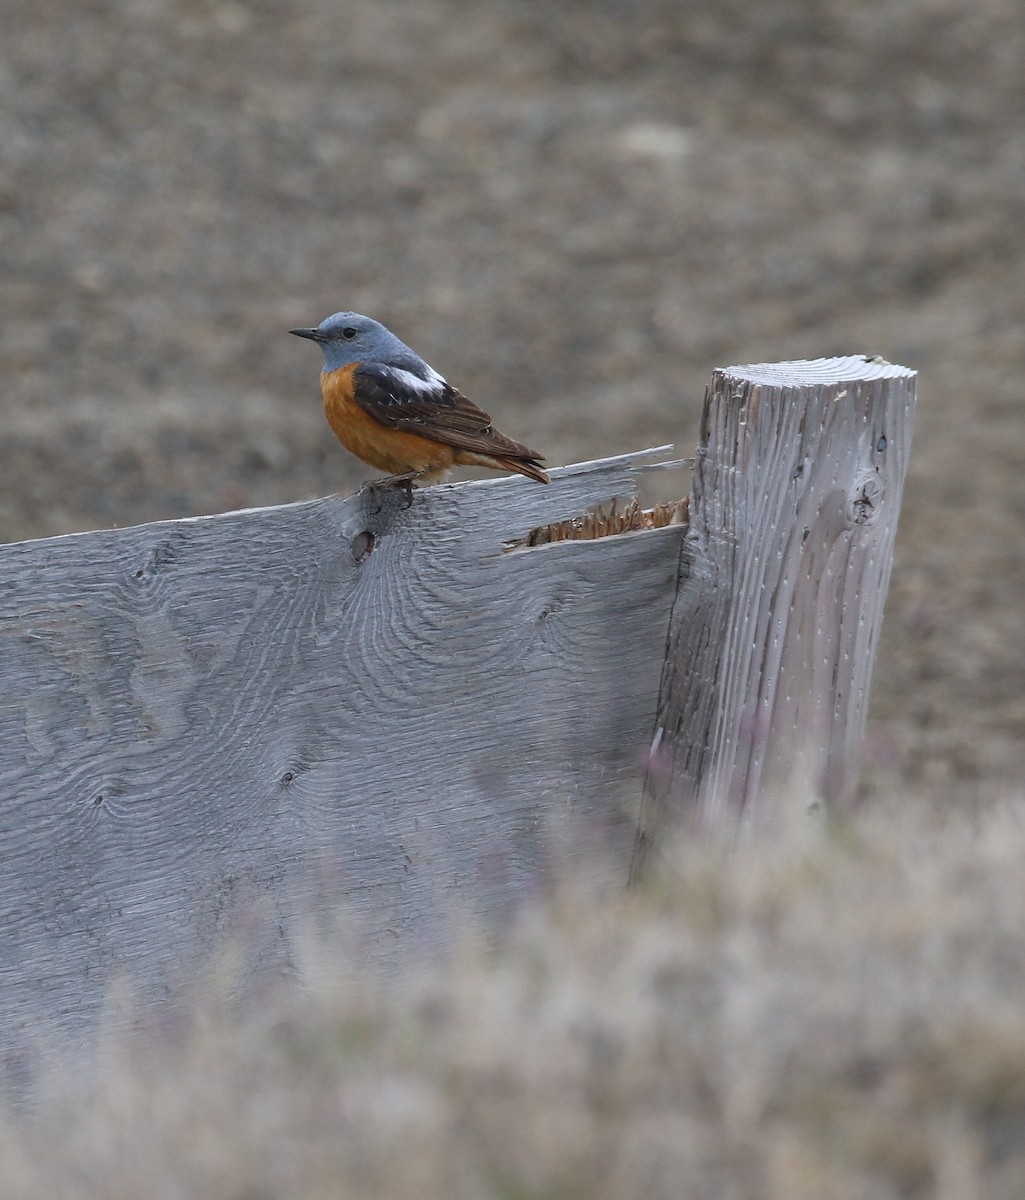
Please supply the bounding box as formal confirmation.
[320,365,455,476]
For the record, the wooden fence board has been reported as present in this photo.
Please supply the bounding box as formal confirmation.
[0,447,684,1060]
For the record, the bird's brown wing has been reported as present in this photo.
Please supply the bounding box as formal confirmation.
[353,363,546,462]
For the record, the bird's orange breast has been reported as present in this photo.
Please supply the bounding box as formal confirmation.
[320,365,456,476]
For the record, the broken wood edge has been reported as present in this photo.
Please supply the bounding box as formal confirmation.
[508,495,690,550]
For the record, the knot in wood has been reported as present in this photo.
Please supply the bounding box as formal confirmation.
[849,472,884,527]
[350,530,375,562]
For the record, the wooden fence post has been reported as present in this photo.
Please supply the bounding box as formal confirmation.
[633,356,916,873]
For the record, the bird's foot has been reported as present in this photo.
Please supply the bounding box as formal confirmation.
[361,472,418,511]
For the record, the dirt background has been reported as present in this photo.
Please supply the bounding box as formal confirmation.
[1,0,1022,795]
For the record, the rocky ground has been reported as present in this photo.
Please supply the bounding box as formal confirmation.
[2,0,1023,794]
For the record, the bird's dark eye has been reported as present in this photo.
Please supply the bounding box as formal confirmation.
[342,326,358,340]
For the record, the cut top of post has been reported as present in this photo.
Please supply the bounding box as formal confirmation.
[718,355,915,387]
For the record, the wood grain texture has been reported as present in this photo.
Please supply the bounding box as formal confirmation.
[0,447,684,1067]
[634,357,916,866]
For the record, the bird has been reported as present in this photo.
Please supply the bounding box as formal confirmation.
[289,312,549,486]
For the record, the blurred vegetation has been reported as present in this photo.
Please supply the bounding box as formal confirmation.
[4,791,1024,1198]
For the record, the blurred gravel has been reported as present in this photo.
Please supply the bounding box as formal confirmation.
[2,0,1023,790]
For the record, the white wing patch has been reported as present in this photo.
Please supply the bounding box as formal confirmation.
[390,365,447,394]
[378,366,448,405]
[353,361,453,411]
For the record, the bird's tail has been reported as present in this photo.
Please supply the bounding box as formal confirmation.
[494,456,550,484]
[454,448,550,483]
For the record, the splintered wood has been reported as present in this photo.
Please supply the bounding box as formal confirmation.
[519,495,689,548]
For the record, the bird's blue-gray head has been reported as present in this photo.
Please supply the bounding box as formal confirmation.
[289,312,433,377]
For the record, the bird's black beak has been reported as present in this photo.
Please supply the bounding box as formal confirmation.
[289,327,324,341]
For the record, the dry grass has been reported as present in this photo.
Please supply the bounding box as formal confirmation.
[4,793,1025,1199]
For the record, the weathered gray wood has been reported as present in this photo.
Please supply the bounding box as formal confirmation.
[0,353,918,1071]
[0,448,684,1066]
[633,357,915,869]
